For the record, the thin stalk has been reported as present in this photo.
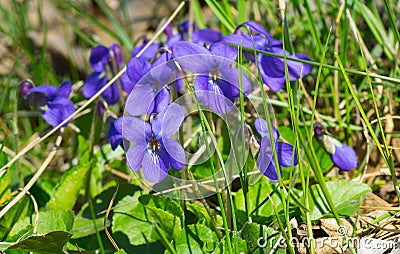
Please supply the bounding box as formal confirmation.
[89,200,105,254]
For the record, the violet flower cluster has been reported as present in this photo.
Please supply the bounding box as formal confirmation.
[25,19,357,183]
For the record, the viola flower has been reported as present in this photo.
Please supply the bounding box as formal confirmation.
[314,124,358,171]
[254,118,298,181]
[123,103,186,183]
[108,117,123,150]
[125,52,173,116]
[166,20,223,48]
[173,41,252,114]
[82,44,123,105]
[223,20,314,92]
[26,81,75,127]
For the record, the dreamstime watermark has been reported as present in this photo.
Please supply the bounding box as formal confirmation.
[257,226,400,250]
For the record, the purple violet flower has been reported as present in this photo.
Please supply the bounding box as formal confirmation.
[125,52,174,116]
[314,124,358,171]
[108,117,123,150]
[255,118,298,181]
[82,44,124,105]
[223,20,314,92]
[173,41,252,114]
[26,81,75,127]
[123,103,186,183]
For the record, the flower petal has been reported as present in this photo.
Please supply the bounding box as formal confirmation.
[131,41,160,60]
[192,29,223,45]
[82,72,107,99]
[209,42,237,63]
[172,41,214,73]
[43,98,75,127]
[161,138,186,170]
[142,152,168,183]
[156,103,184,138]
[218,67,252,97]
[150,87,171,116]
[102,82,120,105]
[122,116,151,144]
[256,137,276,180]
[90,45,109,72]
[108,120,123,150]
[125,84,155,116]
[56,81,72,99]
[126,144,146,172]
[194,76,233,114]
[126,57,151,85]
[120,72,135,94]
[28,85,57,99]
[276,142,298,167]
[254,118,279,141]
[110,43,123,69]
[331,143,358,171]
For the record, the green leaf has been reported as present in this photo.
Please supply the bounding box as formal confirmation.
[0,196,31,241]
[112,194,159,246]
[47,161,91,210]
[166,224,219,254]
[0,168,10,200]
[7,209,74,242]
[71,216,105,239]
[6,231,72,254]
[186,203,222,229]
[309,180,372,220]
[139,195,183,240]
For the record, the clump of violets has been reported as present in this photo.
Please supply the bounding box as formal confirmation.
[82,43,131,104]
[122,103,186,183]
[314,123,358,171]
[26,81,75,127]
[173,41,252,114]
[223,20,314,92]
[254,118,298,181]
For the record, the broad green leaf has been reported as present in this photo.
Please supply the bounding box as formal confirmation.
[112,194,159,246]
[166,224,218,254]
[6,231,72,254]
[47,161,91,210]
[7,209,74,241]
[0,196,31,241]
[139,195,183,240]
[309,180,372,220]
